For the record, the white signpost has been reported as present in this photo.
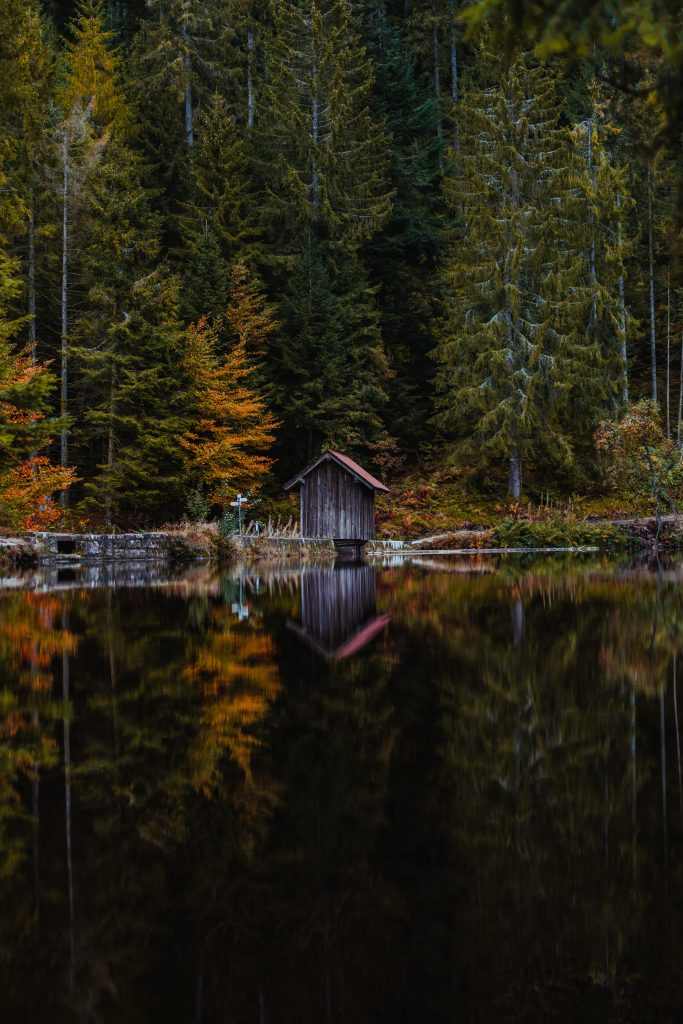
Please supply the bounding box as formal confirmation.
[229,493,248,535]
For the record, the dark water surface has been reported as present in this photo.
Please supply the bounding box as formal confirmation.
[2,555,683,1023]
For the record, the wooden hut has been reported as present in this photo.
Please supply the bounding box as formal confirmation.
[283,450,389,546]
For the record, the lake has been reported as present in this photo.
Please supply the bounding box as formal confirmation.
[1,554,682,1023]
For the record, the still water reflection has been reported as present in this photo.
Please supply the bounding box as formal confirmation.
[1,556,683,1022]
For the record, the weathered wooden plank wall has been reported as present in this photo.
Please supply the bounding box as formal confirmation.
[300,461,375,540]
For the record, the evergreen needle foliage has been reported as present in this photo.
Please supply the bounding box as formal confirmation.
[0,0,681,526]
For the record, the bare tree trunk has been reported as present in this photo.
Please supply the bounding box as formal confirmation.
[181,25,194,149]
[60,133,69,506]
[677,327,683,445]
[311,52,319,224]
[432,17,443,170]
[508,452,522,500]
[666,270,671,435]
[106,372,115,527]
[247,26,255,128]
[648,168,657,403]
[616,194,628,402]
[375,0,387,44]
[587,118,598,332]
[184,84,194,149]
[28,192,37,360]
[448,0,459,156]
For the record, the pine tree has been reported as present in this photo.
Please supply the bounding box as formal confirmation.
[225,261,277,364]
[179,223,230,325]
[130,1,249,253]
[51,0,126,496]
[79,267,191,524]
[137,0,235,151]
[433,55,608,498]
[192,93,260,259]
[404,0,465,164]
[63,0,124,131]
[0,2,56,347]
[362,13,444,451]
[72,132,165,517]
[563,77,636,464]
[270,241,389,471]
[179,91,261,321]
[260,0,392,249]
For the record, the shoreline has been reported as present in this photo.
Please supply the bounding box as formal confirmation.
[1,514,682,574]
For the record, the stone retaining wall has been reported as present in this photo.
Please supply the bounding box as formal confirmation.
[27,532,204,566]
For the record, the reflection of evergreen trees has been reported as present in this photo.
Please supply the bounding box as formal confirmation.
[2,565,683,1020]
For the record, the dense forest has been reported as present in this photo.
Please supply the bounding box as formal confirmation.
[1,0,682,528]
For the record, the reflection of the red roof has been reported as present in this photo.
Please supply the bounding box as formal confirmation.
[287,612,392,660]
[333,613,392,660]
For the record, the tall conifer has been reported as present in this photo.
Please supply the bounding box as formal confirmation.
[261,0,392,248]
[79,267,190,523]
[270,242,389,471]
[433,55,607,498]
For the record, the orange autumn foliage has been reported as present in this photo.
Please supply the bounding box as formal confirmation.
[0,340,76,529]
[182,312,278,504]
[0,457,76,530]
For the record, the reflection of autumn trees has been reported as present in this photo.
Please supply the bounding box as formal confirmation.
[0,593,74,872]
[185,611,401,1024]
[187,608,280,791]
[599,580,683,695]
[3,564,683,1022]
[0,592,77,1020]
[0,591,77,691]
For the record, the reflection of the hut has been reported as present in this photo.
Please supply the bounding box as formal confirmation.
[288,564,391,659]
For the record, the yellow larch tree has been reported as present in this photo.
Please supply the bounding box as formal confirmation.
[182,265,278,504]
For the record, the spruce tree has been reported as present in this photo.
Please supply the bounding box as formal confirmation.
[79,267,190,524]
[403,0,465,163]
[179,92,261,322]
[362,14,444,451]
[179,224,230,326]
[49,0,126,494]
[260,0,392,248]
[270,241,389,471]
[433,55,607,498]
[72,133,168,518]
[572,83,635,415]
[0,2,55,341]
[192,93,260,259]
[137,0,234,151]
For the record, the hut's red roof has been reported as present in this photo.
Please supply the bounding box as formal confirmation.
[283,450,389,492]
[327,450,389,492]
